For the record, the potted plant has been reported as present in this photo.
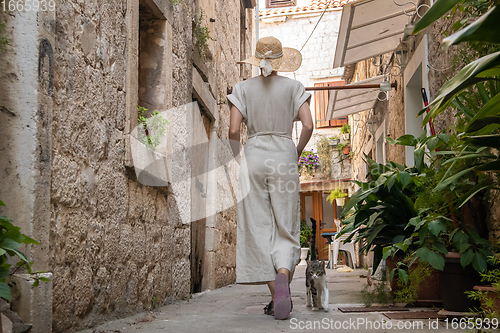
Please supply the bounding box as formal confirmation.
[340,124,350,141]
[382,132,495,312]
[329,135,340,146]
[298,150,320,178]
[299,220,312,265]
[410,0,500,312]
[468,256,500,319]
[390,255,441,306]
[326,188,348,207]
[337,142,350,156]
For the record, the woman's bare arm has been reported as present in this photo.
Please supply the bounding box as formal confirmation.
[229,105,243,160]
[296,102,313,159]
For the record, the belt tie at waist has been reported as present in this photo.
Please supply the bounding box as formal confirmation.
[248,131,292,140]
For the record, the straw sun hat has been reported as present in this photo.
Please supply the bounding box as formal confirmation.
[238,36,302,77]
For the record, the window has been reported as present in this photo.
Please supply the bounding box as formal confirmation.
[266,0,296,8]
[314,81,348,129]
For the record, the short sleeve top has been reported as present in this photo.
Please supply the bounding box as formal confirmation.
[227,76,311,139]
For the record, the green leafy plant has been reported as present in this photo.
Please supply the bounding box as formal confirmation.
[0,200,48,301]
[382,131,495,273]
[0,21,8,51]
[361,279,393,307]
[168,0,182,6]
[193,9,216,57]
[340,124,351,135]
[151,296,161,308]
[413,0,500,188]
[326,188,347,204]
[298,150,320,177]
[300,220,312,248]
[339,156,423,273]
[137,106,169,151]
[466,255,500,319]
[392,259,433,304]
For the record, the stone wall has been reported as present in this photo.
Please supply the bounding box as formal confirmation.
[0,0,254,332]
[201,0,255,290]
[50,1,188,331]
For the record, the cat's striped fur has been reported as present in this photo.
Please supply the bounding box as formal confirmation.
[305,218,329,311]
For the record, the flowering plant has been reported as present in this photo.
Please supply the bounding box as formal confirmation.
[298,150,320,176]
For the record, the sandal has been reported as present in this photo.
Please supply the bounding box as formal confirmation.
[273,273,291,320]
[264,299,293,315]
[264,300,274,315]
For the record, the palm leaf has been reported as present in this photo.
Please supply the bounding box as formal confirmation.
[475,160,500,171]
[463,134,500,149]
[420,51,500,125]
[466,116,500,133]
[413,0,461,34]
[434,166,476,191]
[456,182,494,208]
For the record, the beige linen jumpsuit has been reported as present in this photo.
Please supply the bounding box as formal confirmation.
[227,75,311,284]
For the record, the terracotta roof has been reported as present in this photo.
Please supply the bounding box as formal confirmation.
[259,0,348,17]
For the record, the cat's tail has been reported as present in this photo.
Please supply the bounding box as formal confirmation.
[310,218,317,261]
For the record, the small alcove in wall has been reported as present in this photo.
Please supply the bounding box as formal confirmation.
[404,35,429,167]
[127,0,173,186]
[138,1,172,113]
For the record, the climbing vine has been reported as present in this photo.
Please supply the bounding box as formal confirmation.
[193,9,216,57]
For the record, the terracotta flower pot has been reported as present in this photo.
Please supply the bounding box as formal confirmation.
[473,285,500,314]
[343,145,350,155]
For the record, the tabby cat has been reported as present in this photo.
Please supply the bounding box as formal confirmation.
[305,218,329,311]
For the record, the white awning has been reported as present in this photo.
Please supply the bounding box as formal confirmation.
[326,75,385,119]
[333,0,410,68]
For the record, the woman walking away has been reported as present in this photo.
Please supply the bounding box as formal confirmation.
[227,36,313,320]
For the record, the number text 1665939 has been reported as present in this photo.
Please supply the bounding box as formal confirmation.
[2,1,55,12]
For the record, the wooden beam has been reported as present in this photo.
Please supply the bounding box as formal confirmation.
[305,82,397,91]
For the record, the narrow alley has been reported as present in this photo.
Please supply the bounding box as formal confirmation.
[1,0,500,332]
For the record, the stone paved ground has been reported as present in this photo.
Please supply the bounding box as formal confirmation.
[77,265,464,333]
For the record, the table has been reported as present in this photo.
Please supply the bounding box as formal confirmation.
[320,232,338,268]
[320,232,338,244]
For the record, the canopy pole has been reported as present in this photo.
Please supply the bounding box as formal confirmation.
[305,82,397,91]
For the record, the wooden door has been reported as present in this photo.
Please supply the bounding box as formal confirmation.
[300,191,340,260]
[190,104,211,293]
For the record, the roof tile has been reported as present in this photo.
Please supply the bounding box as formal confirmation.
[260,0,349,17]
